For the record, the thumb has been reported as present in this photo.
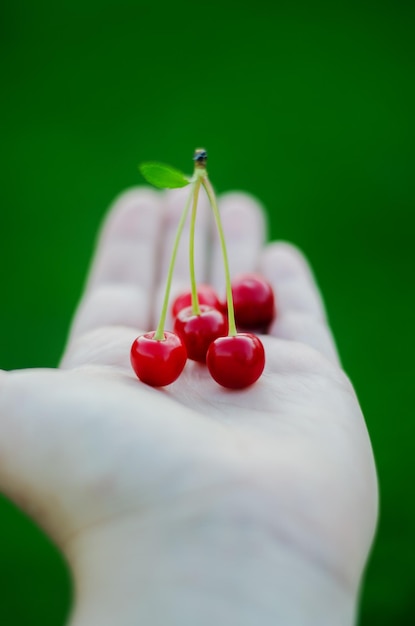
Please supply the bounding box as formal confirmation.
[0,367,124,547]
[0,368,69,542]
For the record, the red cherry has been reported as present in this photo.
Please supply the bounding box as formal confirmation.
[174,305,227,362]
[206,333,265,389]
[230,274,275,330]
[130,331,187,387]
[171,284,222,318]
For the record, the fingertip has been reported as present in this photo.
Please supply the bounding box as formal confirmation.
[259,241,339,358]
[101,186,164,243]
[259,241,327,320]
[216,191,267,242]
[259,241,315,282]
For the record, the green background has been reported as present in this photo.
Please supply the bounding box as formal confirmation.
[1,0,414,623]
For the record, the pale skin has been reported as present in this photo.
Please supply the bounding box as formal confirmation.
[0,187,378,625]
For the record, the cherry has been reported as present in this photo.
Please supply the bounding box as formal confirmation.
[171,284,222,319]
[230,273,275,330]
[130,331,187,387]
[174,304,227,362]
[206,333,265,389]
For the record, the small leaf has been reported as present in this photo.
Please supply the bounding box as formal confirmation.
[139,162,190,189]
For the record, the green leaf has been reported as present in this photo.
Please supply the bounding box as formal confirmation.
[139,162,190,189]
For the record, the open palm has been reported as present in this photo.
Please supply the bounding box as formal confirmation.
[0,188,377,625]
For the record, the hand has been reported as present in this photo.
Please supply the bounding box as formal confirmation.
[0,188,378,625]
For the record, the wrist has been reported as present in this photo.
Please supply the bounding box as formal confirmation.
[65,489,358,626]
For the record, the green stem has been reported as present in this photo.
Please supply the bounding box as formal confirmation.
[189,178,202,315]
[154,184,194,341]
[201,175,237,337]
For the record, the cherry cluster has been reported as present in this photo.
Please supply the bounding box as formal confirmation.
[129,149,276,389]
[131,275,275,388]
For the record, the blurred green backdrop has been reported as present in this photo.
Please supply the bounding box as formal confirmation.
[1,0,414,624]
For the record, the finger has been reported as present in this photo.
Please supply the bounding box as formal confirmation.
[159,186,211,282]
[155,185,212,329]
[210,192,266,295]
[61,326,136,371]
[64,188,164,352]
[259,242,341,365]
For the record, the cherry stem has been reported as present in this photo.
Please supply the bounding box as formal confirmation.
[154,184,194,341]
[189,178,202,315]
[201,175,237,337]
